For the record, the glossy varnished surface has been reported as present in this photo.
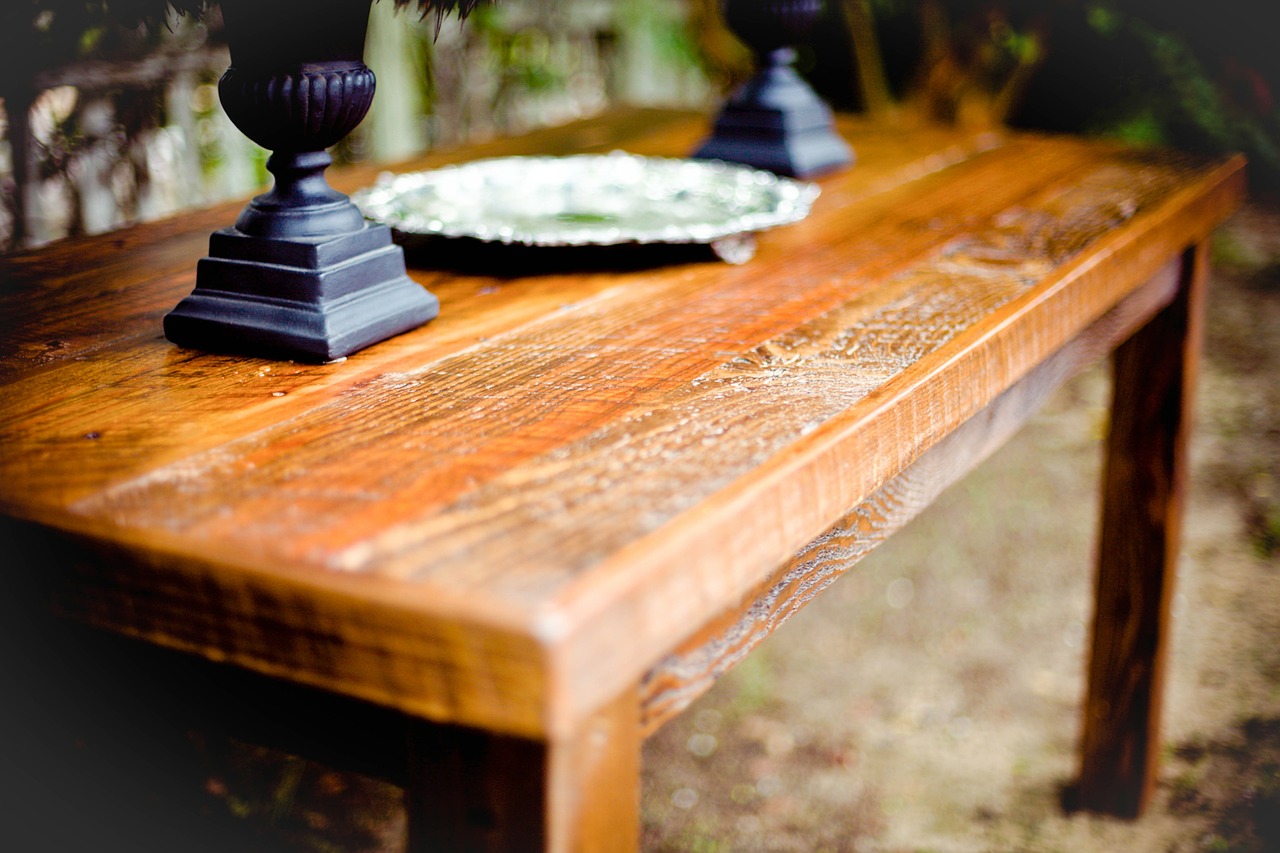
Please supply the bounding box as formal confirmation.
[0,109,1245,740]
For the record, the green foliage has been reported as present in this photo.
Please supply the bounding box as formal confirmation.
[1027,2,1280,188]
[1085,3,1122,39]
[1255,503,1280,560]
[848,1,1280,188]
[616,0,702,72]
[1103,107,1165,147]
[0,2,178,91]
[1129,17,1279,160]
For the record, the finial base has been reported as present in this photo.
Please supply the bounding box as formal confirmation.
[696,49,853,178]
[165,224,439,362]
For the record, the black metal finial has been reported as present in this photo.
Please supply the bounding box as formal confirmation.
[695,0,853,178]
[164,0,439,361]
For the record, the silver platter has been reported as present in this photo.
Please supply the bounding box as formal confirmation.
[352,152,819,264]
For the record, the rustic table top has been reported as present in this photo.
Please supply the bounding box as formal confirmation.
[0,109,1244,743]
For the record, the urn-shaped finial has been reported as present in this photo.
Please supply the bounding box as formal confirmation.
[164,0,440,361]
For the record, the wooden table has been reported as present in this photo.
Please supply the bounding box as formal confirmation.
[0,109,1244,851]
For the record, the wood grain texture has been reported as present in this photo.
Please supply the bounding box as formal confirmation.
[0,111,1245,742]
[1075,243,1210,817]
[533,148,1243,735]
[0,109,706,372]
[639,256,1185,733]
[0,116,999,515]
[61,135,1100,558]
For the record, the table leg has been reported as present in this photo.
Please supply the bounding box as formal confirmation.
[1076,241,1209,817]
[405,689,640,853]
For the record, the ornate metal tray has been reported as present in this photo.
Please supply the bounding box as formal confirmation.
[352,152,820,264]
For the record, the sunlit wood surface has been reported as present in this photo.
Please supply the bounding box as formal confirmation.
[0,108,1244,845]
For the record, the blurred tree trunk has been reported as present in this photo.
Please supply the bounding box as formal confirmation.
[840,0,892,117]
[685,0,753,93]
[909,0,1043,127]
[5,89,36,248]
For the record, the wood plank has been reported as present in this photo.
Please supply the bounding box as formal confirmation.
[539,154,1242,737]
[58,134,1095,547]
[1074,242,1210,817]
[4,512,553,737]
[338,152,1242,590]
[0,110,973,374]
[0,118,1002,516]
[639,257,1183,732]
